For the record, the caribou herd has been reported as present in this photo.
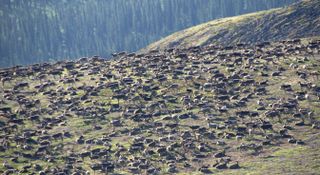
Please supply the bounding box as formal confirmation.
[0,38,320,174]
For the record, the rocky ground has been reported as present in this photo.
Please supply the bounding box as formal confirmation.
[0,38,320,174]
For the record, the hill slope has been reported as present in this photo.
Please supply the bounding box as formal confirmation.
[1,38,320,174]
[144,0,320,51]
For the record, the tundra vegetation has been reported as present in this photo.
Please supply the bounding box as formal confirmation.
[0,38,320,174]
[144,0,320,52]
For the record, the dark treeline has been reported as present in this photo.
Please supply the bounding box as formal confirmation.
[0,0,298,67]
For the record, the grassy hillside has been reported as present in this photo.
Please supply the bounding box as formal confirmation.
[144,0,320,51]
[1,37,320,174]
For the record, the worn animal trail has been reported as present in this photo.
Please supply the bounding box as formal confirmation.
[0,39,320,174]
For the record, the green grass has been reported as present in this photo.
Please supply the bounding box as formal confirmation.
[1,40,320,174]
[142,8,277,51]
[142,0,320,52]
